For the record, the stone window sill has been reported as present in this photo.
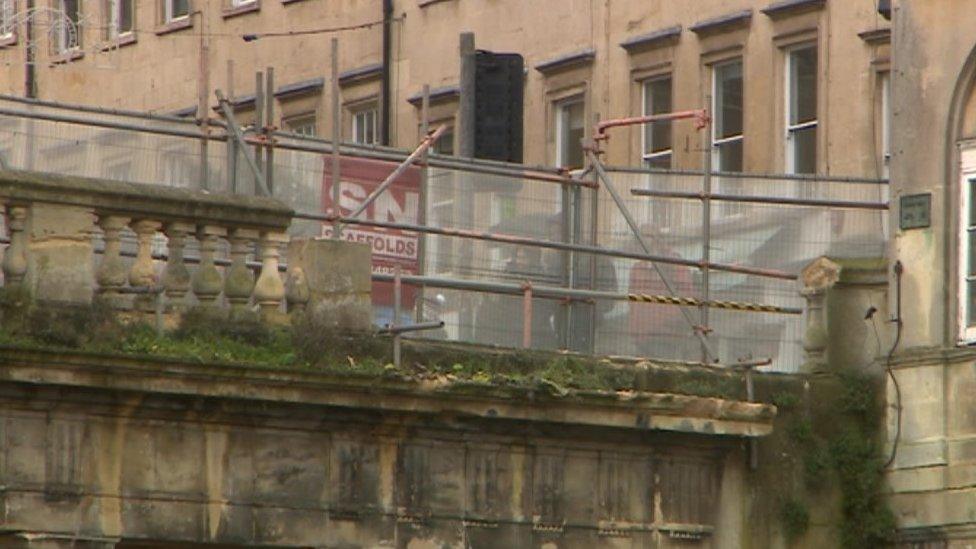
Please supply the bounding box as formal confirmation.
[418,0,454,6]
[0,33,16,48]
[155,17,193,36]
[222,1,259,18]
[51,49,84,65]
[101,33,137,51]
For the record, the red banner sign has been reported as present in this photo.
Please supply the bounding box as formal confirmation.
[322,156,420,309]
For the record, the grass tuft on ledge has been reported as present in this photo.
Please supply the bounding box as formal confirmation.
[0,288,768,400]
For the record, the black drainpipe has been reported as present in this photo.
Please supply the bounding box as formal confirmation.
[25,0,36,97]
[381,0,392,145]
[878,0,891,19]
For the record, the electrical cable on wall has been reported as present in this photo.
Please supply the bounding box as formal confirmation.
[883,260,904,469]
[242,16,403,42]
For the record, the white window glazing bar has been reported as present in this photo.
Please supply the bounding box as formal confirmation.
[959,173,976,343]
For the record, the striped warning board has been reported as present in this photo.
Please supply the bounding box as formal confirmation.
[627,293,802,315]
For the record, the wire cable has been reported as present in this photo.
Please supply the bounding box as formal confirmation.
[242,17,400,42]
[883,260,903,469]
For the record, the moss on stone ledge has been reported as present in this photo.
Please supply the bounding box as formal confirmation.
[0,289,778,401]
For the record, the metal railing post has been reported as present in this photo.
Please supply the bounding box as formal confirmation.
[560,179,572,350]
[226,60,239,193]
[197,8,210,192]
[588,157,600,353]
[265,66,275,196]
[701,99,713,364]
[254,70,265,196]
[522,282,533,349]
[416,84,430,323]
[394,264,402,368]
[330,37,342,240]
[584,112,599,354]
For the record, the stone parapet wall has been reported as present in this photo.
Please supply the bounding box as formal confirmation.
[0,347,786,548]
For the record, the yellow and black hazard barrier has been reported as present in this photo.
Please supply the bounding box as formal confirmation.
[627,293,802,315]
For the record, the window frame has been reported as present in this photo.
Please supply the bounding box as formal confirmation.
[431,125,455,156]
[351,107,378,145]
[284,112,317,137]
[785,43,818,175]
[162,0,189,24]
[959,167,976,343]
[641,75,673,170]
[105,0,134,40]
[0,0,15,41]
[710,59,744,173]
[554,95,585,171]
[55,0,82,53]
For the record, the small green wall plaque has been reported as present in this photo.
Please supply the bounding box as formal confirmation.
[899,193,931,230]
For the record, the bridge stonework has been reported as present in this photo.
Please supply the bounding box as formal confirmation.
[0,349,776,549]
[0,169,838,547]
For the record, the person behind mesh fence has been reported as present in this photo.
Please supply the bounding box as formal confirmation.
[542,214,616,353]
[473,244,558,349]
[627,225,695,360]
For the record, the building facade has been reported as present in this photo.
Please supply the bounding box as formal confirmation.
[885,0,976,546]
[0,0,891,175]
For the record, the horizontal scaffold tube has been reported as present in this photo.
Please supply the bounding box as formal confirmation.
[293,211,798,281]
[0,107,227,141]
[373,273,801,315]
[630,188,889,210]
[0,104,578,186]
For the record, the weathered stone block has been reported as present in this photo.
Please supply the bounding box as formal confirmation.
[26,203,95,304]
[287,237,372,330]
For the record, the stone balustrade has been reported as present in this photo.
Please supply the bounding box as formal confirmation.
[0,169,312,320]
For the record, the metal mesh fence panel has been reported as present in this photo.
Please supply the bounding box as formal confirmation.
[418,167,568,347]
[601,169,889,371]
[0,104,230,192]
[0,100,891,372]
[591,170,706,362]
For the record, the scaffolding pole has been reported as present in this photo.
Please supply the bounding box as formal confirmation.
[588,150,718,363]
[214,90,271,197]
[0,103,583,187]
[292,210,797,281]
[701,99,712,364]
[630,188,889,210]
[372,272,800,315]
[330,37,341,240]
[339,125,448,230]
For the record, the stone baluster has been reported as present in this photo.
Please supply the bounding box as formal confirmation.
[192,225,226,307]
[224,228,258,315]
[285,266,310,315]
[2,205,28,288]
[161,222,193,308]
[799,257,840,372]
[95,216,131,305]
[129,220,162,310]
[801,286,828,366]
[253,231,288,321]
